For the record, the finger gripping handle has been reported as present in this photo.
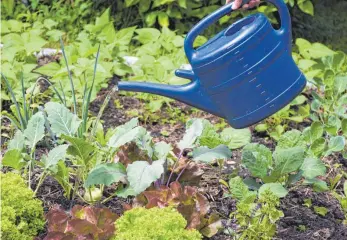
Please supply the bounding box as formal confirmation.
[184,0,291,62]
[184,0,251,61]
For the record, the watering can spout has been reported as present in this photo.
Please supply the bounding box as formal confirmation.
[117,69,225,118]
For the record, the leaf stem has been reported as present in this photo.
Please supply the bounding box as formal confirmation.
[175,160,191,183]
[33,171,47,197]
[166,149,184,187]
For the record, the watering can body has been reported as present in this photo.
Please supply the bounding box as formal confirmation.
[118,0,306,129]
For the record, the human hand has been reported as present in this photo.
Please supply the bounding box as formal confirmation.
[226,0,261,10]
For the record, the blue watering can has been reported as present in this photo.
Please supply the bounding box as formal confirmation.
[118,0,306,129]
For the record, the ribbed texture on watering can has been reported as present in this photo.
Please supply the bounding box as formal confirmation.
[191,14,268,71]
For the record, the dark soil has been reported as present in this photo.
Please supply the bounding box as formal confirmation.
[3,79,347,240]
[277,188,347,240]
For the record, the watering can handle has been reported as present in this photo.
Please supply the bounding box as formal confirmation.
[184,0,291,61]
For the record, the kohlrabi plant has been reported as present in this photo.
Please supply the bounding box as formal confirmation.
[83,118,233,203]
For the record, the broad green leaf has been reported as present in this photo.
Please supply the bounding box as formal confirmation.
[272,147,305,179]
[134,128,153,158]
[334,75,347,94]
[42,144,69,169]
[154,142,172,160]
[95,8,110,29]
[314,206,328,216]
[158,12,169,27]
[145,12,158,27]
[255,123,268,132]
[277,130,305,149]
[108,126,143,149]
[115,26,136,46]
[344,181,347,196]
[2,149,23,170]
[296,38,311,59]
[61,135,95,163]
[309,138,326,157]
[43,19,58,29]
[8,130,24,150]
[298,0,314,16]
[243,177,262,190]
[197,119,223,148]
[325,115,341,136]
[192,145,232,163]
[298,59,317,70]
[291,95,307,105]
[199,213,222,238]
[228,176,253,202]
[308,43,335,59]
[324,70,335,87]
[300,157,326,179]
[304,178,328,192]
[241,143,272,179]
[308,122,324,143]
[24,112,45,149]
[85,163,127,188]
[178,119,203,150]
[135,28,161,44]
[221,127,251,149]
[35,62,61,76]
[126,159,164,195]
[116,186,136,197]
[45,102,82,137]
[22,32,47,54]
[326,136,346,155]
[258,183,288,198]
[125,0,140,7]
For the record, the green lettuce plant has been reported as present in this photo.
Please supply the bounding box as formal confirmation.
[112,207,202,240]
[1,172,45,240]
[131,181,222,237]
[223,178,284,240]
